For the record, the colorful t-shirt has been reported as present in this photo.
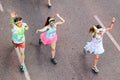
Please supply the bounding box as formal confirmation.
[10,18,27,43]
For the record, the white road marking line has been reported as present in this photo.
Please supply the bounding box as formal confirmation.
[94,15,120,52]
[15,48,31,80]
[0,1,4,12]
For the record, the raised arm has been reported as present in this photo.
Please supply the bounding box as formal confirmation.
[10,11,16,28]
[55,13,65,26]
[36,26,49,33]
[106,17,116,31]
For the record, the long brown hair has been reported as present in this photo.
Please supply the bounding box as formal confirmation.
[89,25,102,33]
[89,25,102,38]
[44,17,51,26]
[89,26,95,33]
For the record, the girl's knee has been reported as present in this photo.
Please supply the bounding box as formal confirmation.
[52,48,55,51]
[94,54,99,59]
[20,51,24,55]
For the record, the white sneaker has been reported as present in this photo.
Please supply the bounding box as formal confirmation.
[48,3,52,8]
[92,66,99,73]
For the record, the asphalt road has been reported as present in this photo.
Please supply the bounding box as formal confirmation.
[0,0,120,80]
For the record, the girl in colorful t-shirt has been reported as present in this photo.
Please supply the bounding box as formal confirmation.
[10,11,29,72]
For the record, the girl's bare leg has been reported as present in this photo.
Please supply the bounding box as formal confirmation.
[93,54,99,66]
[92,54,100,72]
[50,42,57,65]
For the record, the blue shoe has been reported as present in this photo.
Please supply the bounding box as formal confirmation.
[20,65,26,72]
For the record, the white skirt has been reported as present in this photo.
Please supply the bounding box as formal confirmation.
[84,41,104,54]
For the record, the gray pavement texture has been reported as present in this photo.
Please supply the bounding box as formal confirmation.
[0,0,120,80]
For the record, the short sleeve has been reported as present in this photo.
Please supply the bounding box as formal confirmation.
[103,28,106,34]
[22,23,28,29]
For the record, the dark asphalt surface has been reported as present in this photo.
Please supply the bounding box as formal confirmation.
[0,0,120,80]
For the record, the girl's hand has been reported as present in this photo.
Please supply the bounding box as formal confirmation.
[106,17,116,31]
[112,17,116,23]
[56,13,60,17]
[10,11,16,18]
[36,29,40,33]
[25,26,29,30]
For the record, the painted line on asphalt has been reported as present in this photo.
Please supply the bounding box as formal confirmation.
[0,1,4,12]
[94,15,120,52]
[15,48,31,80]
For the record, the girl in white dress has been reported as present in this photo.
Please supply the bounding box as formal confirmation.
[84,17,116,72]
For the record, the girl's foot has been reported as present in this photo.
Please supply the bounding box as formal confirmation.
[39,39,42,45]
[51,58,57,65]
[83,47,87,55]
[91,66,99,73]
[83,47,91,55]
[20,64,26,72]
[48,3,52,8]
